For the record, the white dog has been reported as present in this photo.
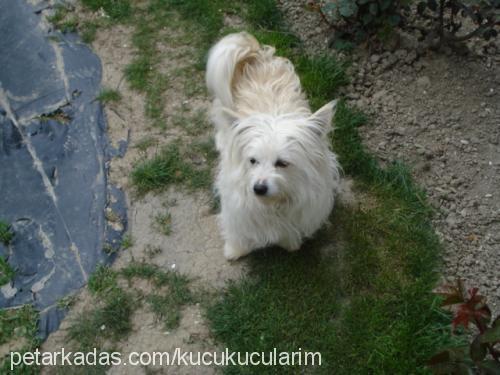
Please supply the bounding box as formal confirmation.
[206,32,340,260]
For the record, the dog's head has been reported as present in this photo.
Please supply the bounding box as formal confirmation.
[221,101,337,204]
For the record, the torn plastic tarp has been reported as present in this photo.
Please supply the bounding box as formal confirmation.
[0,0,127,339]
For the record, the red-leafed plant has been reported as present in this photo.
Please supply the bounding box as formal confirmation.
[428,280,500,374]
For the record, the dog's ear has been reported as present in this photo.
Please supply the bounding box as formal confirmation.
[218,107,240,127]
[308,100,337,137]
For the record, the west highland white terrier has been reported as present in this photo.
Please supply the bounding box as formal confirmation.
[206,32,340,260]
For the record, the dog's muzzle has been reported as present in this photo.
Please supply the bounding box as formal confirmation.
[253,183,268,196]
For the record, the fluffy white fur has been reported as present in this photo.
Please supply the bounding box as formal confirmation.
[206,32,340,260]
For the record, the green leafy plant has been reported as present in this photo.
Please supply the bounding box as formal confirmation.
[415,0,500,45]
[316,0,407,42]
[428,280,500,374]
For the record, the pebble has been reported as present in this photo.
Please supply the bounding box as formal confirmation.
[416,76,431,88]
[370,54,381,64]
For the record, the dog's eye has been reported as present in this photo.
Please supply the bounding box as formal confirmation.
[250,158,257,165]
[275,159,289,168]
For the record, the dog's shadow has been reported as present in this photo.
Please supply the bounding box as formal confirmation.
[242,211,345,287]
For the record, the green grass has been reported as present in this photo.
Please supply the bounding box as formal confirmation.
[121,262,188,288]
[67,288,133,351]
[124,56,154,91]
[120,262,193,328]
[245,0,284,30]
[81,20,98,43]
[96,88,121,103]
[0,220,14,245]
[88,265,118,295]
[152,0,225,50]
[59,261,193,372]
[134,136,158,152]
[0,305,40,374]
[48,4,79,33]
[81,0,131,21]
[153,212,172,236]
[0,221,15,286]
[67,267,133,354]
[295,56,349,110]
[0,256,15,286]
[131,143,212,195]
[57,294,78,310]
[120,233,134,250]
[124,15,169,128]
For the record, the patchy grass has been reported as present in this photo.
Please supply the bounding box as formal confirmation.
[169,108,211,136]
[295,56,349,110]
[96,88,122,103]
[121,262,193,328]
[120,233,134,250]
[47,4,80,34]
[120,262,187,287]
[123,13,169,128]
[191,138,218,164]
[131,144,191,193]
[134,136,158,152]
[131,143,212,195]
[153,212,172,236]
[0,220,13,245]
[80,20,99,43]
[81,0,131,21]
[245,0,284,30]
[0,256,15,286]
[144,245,162,258]
[153,0,225,51]
[0,305,40,373]
[88,265,118,296]
[124,56,153,91]
[57,294,78,310]
[67,288,134,351]
[146,285,192,329]
[57,261,193,373]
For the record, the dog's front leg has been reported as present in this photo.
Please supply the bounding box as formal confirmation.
[223,240,252,261]
[278,237,302,253]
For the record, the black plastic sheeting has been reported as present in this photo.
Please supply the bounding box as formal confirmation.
[0,0,127,340]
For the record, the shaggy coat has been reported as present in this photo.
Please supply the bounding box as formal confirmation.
[206,32,340,260]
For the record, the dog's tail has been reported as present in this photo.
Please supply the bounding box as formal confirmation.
[206,32,261,108]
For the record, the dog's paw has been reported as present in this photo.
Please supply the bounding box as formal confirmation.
[224,243,251,261]
[279,240,301,253]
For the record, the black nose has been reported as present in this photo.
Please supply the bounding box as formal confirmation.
[253,183,268,196]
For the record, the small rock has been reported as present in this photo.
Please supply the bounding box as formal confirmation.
[370,54,381,64]
[416,76,431,88]
[405,50,417,65]
[395,49,408,61]
[372,89,387,102]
